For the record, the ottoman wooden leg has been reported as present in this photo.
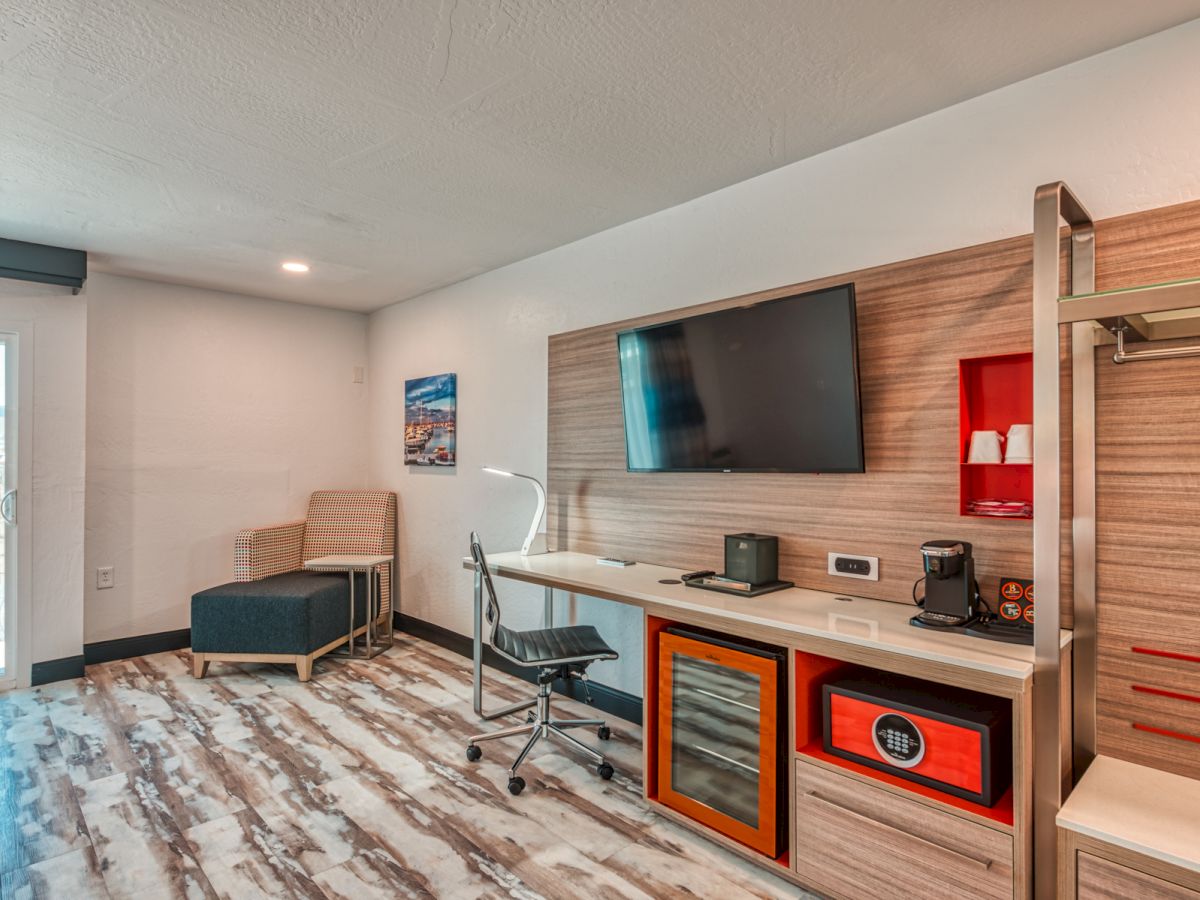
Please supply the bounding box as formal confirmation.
[193,653,210,679]
[296,655,313,682]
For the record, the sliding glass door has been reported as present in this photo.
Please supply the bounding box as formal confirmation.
[0,334,18,691]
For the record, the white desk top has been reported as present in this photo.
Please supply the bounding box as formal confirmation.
[305,554,393,569]
[466,550,1068,685]
[1058,755,1200,875]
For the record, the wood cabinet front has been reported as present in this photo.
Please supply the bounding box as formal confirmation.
[794,759,1013,899]
[1077,853,1200,900]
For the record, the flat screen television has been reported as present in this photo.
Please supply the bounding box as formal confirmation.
[617,283,863,473]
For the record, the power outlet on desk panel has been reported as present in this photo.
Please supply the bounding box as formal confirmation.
[828,552,879,582]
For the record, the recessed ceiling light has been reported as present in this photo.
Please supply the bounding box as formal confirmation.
[281,261,310,273]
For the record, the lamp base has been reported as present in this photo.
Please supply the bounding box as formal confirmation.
[520,534,549,556]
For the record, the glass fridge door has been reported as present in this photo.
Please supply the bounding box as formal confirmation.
[657,631,781,856]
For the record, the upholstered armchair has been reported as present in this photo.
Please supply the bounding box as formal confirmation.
[191,490,397,681]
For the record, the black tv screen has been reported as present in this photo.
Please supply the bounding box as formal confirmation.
[617,284,863,473]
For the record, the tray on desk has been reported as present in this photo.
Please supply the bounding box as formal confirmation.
[684,578,794,598]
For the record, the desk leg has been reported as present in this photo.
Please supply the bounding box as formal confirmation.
[472,566,537,722]
[544,586,553,628]
[348,570,356,658]
[473,568,483,713]
[367,566,375,650]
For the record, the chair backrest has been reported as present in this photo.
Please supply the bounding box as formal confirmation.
[303,490,395,558]
[470,531,502,645]
[304,490,397,615]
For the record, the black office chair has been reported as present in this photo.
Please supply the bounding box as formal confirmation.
[465,531,619,795]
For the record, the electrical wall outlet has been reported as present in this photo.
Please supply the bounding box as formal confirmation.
[97,566,115,590]
[828,552,879,581]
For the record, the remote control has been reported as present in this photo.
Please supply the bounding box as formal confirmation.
[680,569,716,582]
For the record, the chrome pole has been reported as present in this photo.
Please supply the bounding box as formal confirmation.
[1032,181,1093,899]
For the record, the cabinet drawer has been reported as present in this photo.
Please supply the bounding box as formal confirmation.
[1077,852,1200,899]
[794,759,1013,900]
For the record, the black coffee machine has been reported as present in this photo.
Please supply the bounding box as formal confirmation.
[911,540,979,629]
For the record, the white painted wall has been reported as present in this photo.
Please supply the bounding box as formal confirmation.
[84,274,368,644]
[368,20,1200,697]
[0,280,87,667]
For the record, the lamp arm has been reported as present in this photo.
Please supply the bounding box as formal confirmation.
[520,477,547,556]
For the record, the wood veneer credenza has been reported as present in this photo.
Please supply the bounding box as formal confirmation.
[469,550,1071,898]
[1057,756,1200,898]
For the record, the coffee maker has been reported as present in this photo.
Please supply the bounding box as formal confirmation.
[911,540,978,629]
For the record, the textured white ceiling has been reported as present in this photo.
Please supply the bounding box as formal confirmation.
[3,1,1200,312]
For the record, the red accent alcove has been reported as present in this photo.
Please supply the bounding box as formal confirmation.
[958,352,1033,519]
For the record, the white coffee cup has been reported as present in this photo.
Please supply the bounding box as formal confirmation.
[968,430,1004,464]
[1005,423,1032,463]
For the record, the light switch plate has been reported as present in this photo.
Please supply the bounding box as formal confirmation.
[828,552,879,581]
[97,566,115,590]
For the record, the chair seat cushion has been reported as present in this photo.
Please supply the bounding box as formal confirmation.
[494,623,618,666]
[191,571,368,655]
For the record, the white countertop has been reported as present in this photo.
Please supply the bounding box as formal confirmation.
[1058,755,1200,875]
[466,550,1068,685]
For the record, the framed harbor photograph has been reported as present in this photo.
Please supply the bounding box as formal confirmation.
[404,373,456,466]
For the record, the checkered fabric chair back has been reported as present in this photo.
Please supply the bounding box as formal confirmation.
[303,490,398,617]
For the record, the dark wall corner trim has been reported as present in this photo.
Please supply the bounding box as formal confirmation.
[395,612,643,725]
[84,628,192,666]
[31,655,86,686]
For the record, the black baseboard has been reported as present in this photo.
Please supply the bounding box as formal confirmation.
[84,628,192,666]
[31,655,86,686]
[395,612,643,725]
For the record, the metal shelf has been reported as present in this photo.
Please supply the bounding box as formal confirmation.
[1059,275,1200,324]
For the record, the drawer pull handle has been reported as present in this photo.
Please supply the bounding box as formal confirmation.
[803,791,993,872]
[1132,646,1200,665]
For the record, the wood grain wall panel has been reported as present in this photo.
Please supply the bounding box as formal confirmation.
[1094,313,1200,780]
[548,200,1200,758]
[549,237,1040,608]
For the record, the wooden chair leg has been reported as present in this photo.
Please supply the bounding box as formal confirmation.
[296,655,313,682]
[192,654,209,679]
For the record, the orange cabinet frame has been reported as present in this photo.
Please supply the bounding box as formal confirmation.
[656,630,782,856]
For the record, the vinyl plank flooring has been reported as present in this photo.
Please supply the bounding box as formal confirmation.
[0,845,110,900]
[183,807,329,900]
[0,635,805,899]
[76,768,218,899]
[0,735,91,875]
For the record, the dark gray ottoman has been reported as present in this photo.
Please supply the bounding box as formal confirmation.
[191,571,368,681]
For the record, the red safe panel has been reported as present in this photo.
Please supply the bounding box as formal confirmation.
[828,692,983,794]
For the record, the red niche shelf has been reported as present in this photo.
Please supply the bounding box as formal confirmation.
[958,353,1032,520]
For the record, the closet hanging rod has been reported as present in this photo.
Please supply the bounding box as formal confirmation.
[1113,328,1200,364]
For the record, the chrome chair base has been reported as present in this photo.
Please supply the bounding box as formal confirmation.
[466,670,614,795]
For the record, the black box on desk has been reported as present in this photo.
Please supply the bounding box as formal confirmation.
[724,533,778,586]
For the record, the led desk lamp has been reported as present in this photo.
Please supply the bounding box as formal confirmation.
[482,466,548,555]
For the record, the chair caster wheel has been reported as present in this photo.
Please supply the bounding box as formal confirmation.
[597,763,614,780]
[507,776,526,795]
[597,726,611,741]
[466,745,482,762]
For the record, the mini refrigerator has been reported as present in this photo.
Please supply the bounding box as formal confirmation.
[657,626,787,857]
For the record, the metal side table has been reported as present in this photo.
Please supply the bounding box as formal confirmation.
[304,554,394,659]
